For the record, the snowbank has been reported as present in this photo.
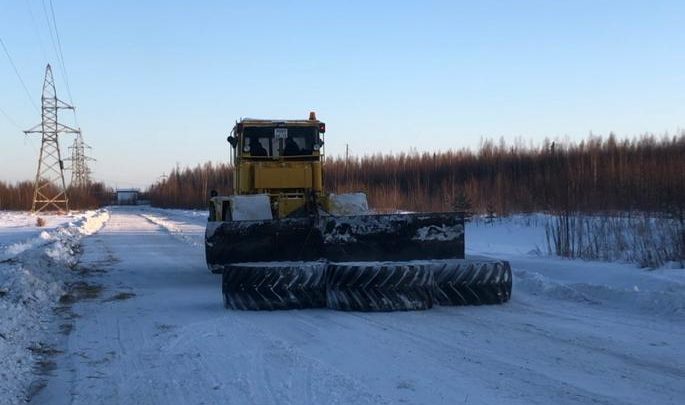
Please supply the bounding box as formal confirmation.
[467,215,685,320]
[0,209,109,404]
[516,269,685,318]
[0,210,109,264]
[0,231,53,261]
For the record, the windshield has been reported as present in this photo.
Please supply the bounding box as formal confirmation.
[243,126,317,157]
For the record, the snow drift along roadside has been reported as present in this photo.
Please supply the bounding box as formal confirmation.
[515,268,685,319]
[0,209,109,405]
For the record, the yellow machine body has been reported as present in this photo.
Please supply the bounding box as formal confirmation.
[213,115,328,219]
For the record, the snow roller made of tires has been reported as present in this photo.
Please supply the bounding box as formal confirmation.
[431,258,512,306]
[221,258,511,311]
[222,262,327,310]
[325,262,434,311]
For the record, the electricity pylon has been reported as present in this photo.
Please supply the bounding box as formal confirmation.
[24,64,79,213]
[66,131,94,188]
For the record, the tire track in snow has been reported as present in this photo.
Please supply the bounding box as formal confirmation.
[340,310,625,405]
[138,212,204,248]
[181,313,390,405]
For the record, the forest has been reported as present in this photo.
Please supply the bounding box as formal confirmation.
[0,181,112,211]
[147,134,685,217]
[3,134,682,217]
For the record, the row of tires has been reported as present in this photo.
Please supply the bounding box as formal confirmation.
[222,259,512,311]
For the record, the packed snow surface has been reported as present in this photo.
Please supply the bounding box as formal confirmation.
[2,208,682,404]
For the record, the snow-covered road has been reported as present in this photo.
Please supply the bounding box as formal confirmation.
[31,207,685,405]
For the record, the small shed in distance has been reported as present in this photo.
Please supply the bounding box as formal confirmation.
[116,188,140,205]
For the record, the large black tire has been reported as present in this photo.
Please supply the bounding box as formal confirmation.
[222,262,326,310]
[326,262,434,311]
[432,259,512,306]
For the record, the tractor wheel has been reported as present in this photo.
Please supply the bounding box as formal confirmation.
[431,259,512,306]
[326,262,434,311]
[222,262,327,310]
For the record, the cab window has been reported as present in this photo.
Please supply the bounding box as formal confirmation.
[243,126,317,157]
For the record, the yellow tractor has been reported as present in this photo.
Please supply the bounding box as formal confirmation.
[212,112,328,220]
[206,113,511,311]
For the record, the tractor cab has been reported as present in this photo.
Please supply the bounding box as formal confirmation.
[216,112,327,219]
[227,112,325,161]
[237,125,323,158]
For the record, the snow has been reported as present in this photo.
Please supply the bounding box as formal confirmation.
[328,192,369,215]
[321,214,395,244]
[138,207,206,247]
[0,210,110,404]
[2,208,683,404]
[0,212,72,262]
[413,224,462,241]
[467,215,685,318]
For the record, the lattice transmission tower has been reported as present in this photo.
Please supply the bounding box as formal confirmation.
[24,64,79,213]
[66,131,94,188]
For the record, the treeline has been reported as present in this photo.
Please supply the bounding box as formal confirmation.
[148,134,685,215]
[0,181,112,211]
[148,162,234,209]
[327,134,685,216]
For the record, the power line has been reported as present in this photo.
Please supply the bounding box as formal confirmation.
[40,0,60,62]
[48,0,74,106]
[0,103,42,153]
[0,37,40,112]
[40,0,67,94]
[92,176,151,188]
[0,104,22,129]
[41,0,78,127]
[25,0,50,63]
[38,0,79,127]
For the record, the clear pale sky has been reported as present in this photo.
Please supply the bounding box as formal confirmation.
[1,1,683,188]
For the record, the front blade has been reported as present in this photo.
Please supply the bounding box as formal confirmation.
[320,212,464,261]
[205,217,323,269]
[205,212,465,268]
